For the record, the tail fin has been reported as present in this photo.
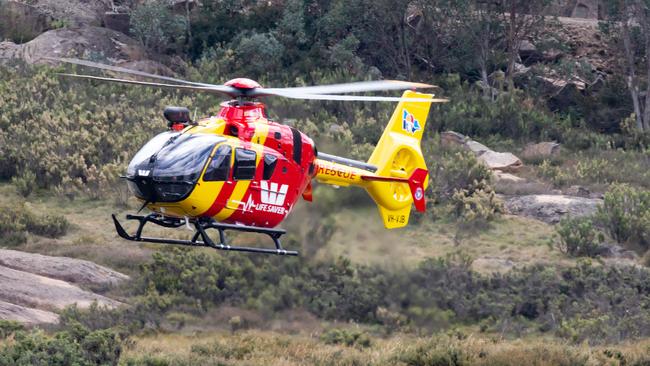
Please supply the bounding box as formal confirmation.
[313,90,435,229]
[364,90,433,228]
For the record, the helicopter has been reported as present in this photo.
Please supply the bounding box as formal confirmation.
[51,57,448,256]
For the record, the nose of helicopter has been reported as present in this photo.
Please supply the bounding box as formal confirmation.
[225,78,262,89]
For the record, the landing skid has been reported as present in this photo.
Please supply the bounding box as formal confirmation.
[112,213,298,256]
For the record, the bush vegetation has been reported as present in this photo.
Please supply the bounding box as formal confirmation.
[598,184,650,251]
[124,248,650,344]
[0,318,124,366]
[2,0,650,362]
[556,217,603,257]
[0,204,68,245]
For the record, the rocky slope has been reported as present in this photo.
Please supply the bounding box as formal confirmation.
[0,249,128,325]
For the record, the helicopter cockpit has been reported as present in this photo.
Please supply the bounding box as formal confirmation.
[126,132,227,203]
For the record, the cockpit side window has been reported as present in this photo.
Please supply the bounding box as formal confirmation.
[204,145,232,181]
[233,148,257,180]
[263,154,277,180]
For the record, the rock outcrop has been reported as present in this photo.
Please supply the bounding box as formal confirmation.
[0,300,59,325]
[0,250,128,325]
[0,265,122,310]
[522,142,561,160]
[0,26,145,65]
[477,151,523,172]
[441,131,524,172]
[10,0,108,27]
[0,249,129,287]
[504,194,602,224]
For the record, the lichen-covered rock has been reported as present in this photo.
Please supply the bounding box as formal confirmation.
[0,249,129,287]
[522,142,561,159]
[0,26,146,65]
[477,151,523,172]
[504,194,602,224]
[0,300,58,325]
[0,265,123,310]
[12,0,108,27]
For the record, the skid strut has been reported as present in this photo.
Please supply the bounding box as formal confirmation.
[112,213,298,256]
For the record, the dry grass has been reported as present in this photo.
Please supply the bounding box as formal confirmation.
[122,330,650,366]
[319,207,562,273]
[0,181,565,275]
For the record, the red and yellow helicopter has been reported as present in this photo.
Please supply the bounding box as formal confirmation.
[52,58,447,256]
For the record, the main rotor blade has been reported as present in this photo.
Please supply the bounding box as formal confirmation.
[262,80,436,96]
[46,57,225,89]
[57,73,238,96]
[268,92,449,103]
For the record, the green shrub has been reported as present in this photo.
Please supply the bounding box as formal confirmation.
[0,205,69,244]
[396,338,469,366]
[432,150,493,202]
[0,206,27,246]
[537,159,570,187]
[556,217,603,257]
[24,212,69,238]
[320,328,372,348]
[0,326,123,366]
[11,171,36,198]
[451,185,503,224]
[575,158,614,184]
[0,320,23,339]
[597,184,650,250]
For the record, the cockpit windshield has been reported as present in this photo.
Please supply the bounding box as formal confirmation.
[127,132,179,177]
[153,134,224,182]
[126,132,227,202]
[127,132,225,181]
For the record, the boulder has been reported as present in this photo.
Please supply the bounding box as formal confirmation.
[441,131,524,172]
[466,140,490,155]
[0,249,129,287]
[19,26,145,64]
[0,300,58,325]
[518,40,543,64]
[0,1,52,43]
[478,151,523,172]
[0,25,172,69]
[13,0,108,27]
[440,131,467,148]
[596,243,638,260]
[522,142,561,159]
[493,171,526,184]
[0,265,123,310]
[504,194,602,224]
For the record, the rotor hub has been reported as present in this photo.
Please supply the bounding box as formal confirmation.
[225,78,262,90]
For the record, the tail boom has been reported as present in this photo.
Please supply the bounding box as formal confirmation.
[314,90,435,229]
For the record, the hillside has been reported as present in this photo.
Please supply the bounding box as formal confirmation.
[2,0,650,365]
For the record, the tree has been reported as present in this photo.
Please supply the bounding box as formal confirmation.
[602,0,650,131]
[130,1,187,54]
[445,0,506,98]
[497,0,551,89]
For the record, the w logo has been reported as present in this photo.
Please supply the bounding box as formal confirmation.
[260,181,288,206]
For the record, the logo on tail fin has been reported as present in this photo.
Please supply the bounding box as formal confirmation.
[402,109,421,134]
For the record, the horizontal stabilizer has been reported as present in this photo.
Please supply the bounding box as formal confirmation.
[361,168,428,212]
